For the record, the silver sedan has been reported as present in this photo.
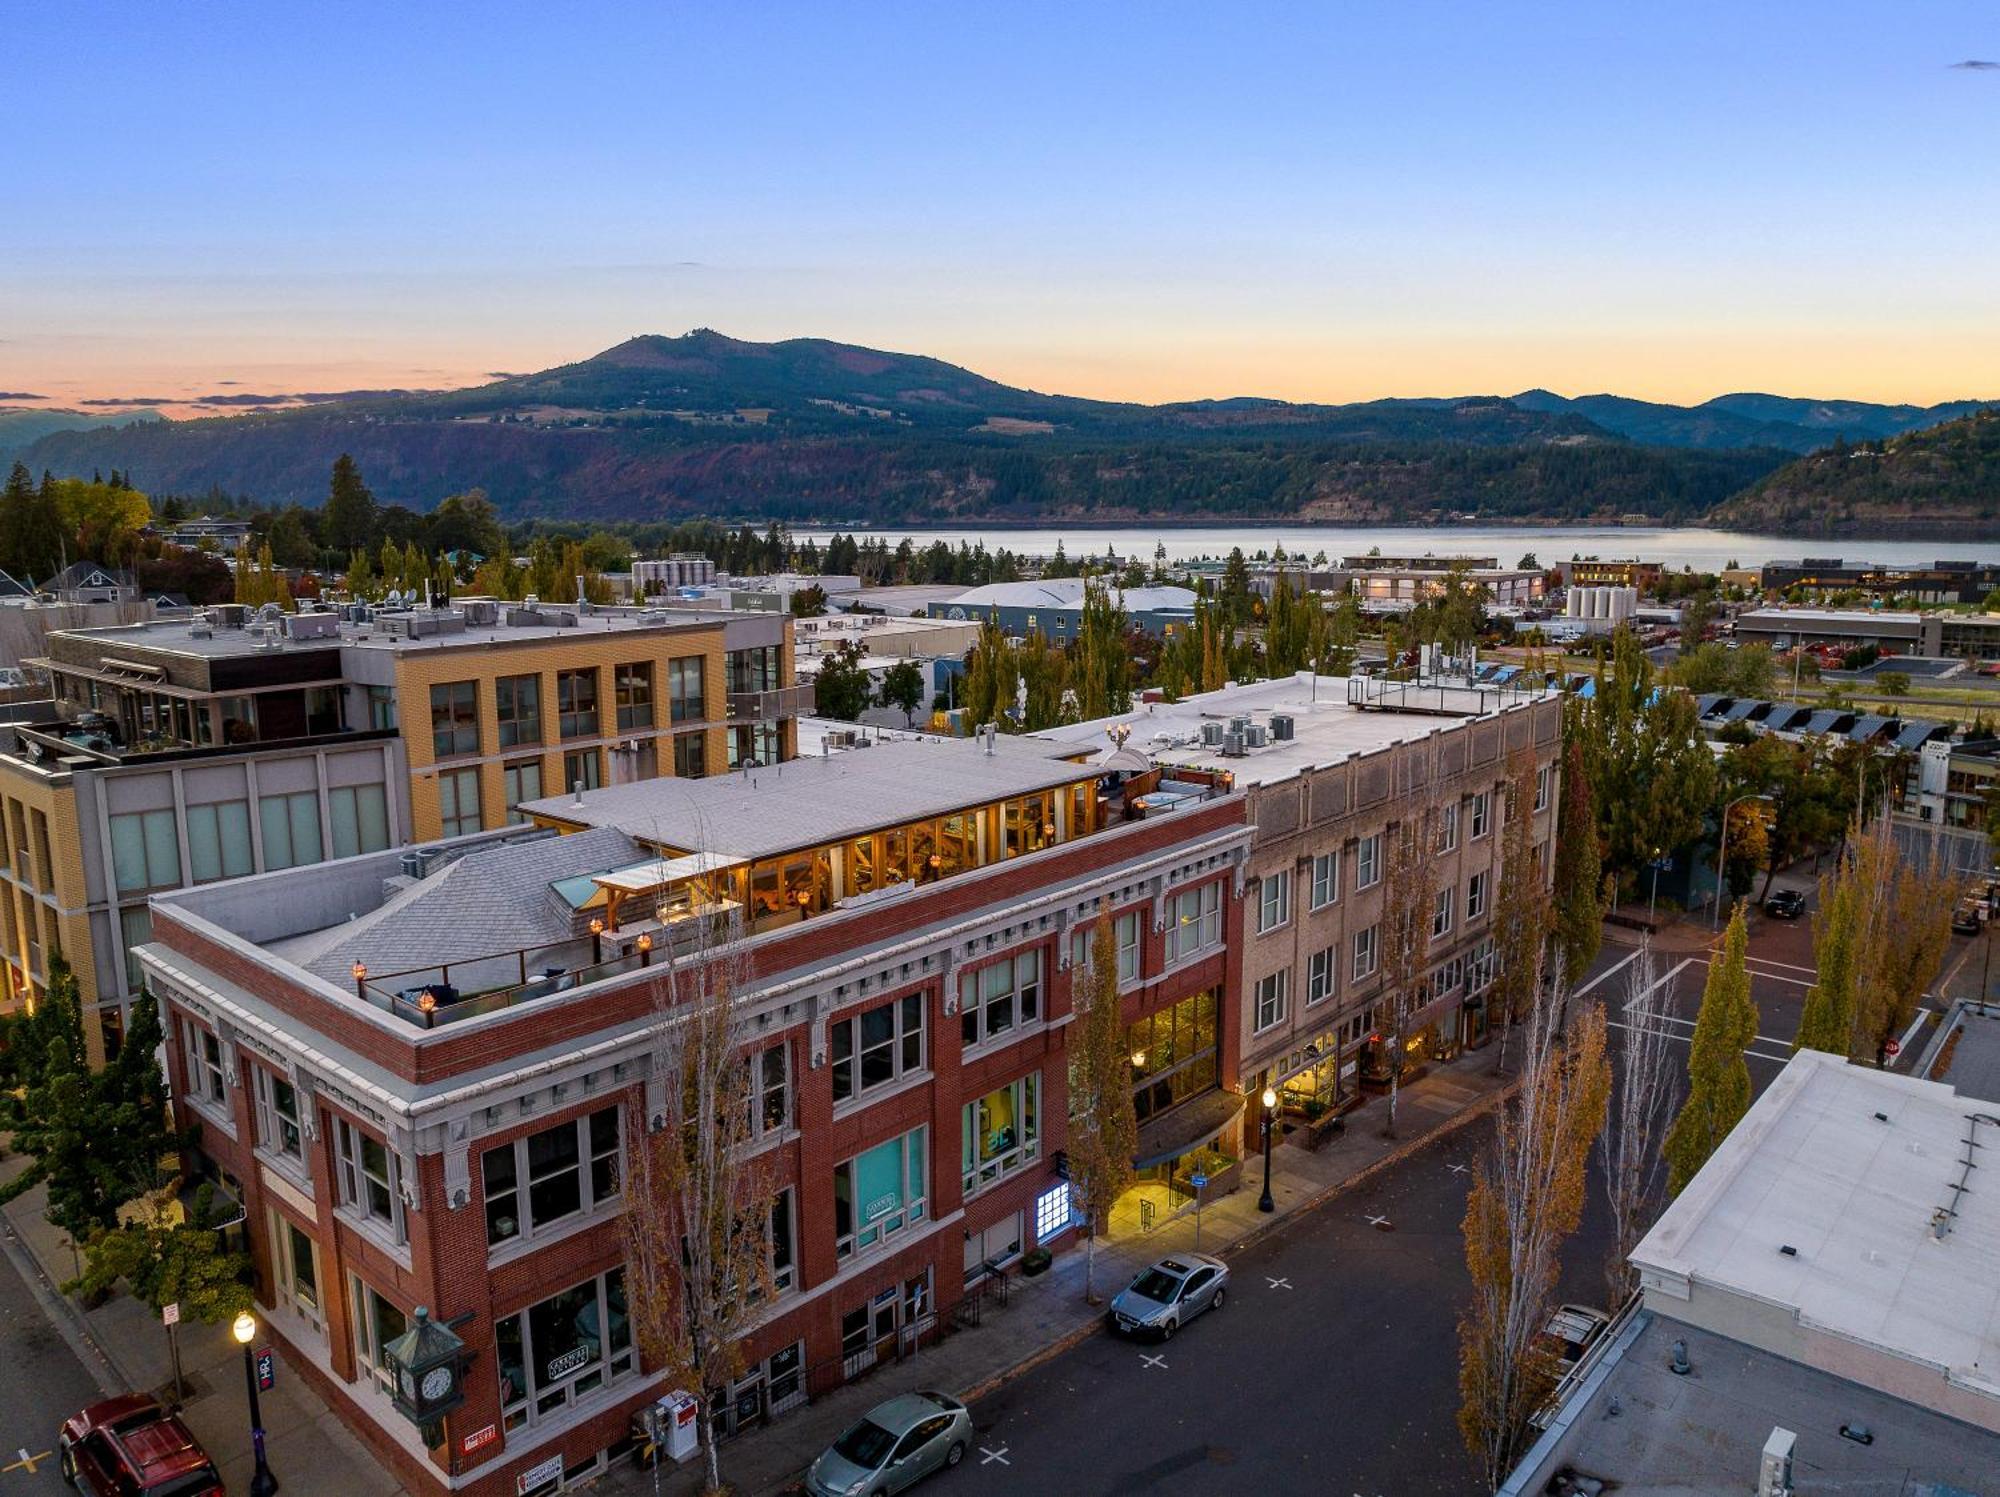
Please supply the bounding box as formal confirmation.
[1106,1252,1230,1340]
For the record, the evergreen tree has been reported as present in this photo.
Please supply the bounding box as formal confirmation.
[1663,908,1757,1196]
[1069,907,1137,1303]
[878,659,926,727]
[321,454,379,555]
[1072,580,1130,720]
[811,642,873,722]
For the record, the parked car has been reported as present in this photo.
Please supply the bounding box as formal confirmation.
[1541,1303,1613,1374]
[1106,1252,1230,1340]
[1763,889,1807,920]
[806,1390,973,1497]
[1953,896,1986,935]
[59,1394,223,1497]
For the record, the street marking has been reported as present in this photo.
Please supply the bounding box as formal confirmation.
[1446,1162,1469,1175]
[1141,1352,1169,1370]
[4,1450,49,1474]
[980,1445,1011,1466]
[1365,1213,1391,1228]
[1897,1007,1931,1058]
[1266,1276,1293,1290]
[1574,949,1640,998]
[1606,1018,1792,1064]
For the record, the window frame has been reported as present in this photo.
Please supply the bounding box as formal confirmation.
[1165,880,1222,964]
[747,1043,790,1141]
[1257,869,1292,934]
[1470,790,1492,840]
[1534,764,1552,813]
[252,1064,304,1164]
[480,1105,623,1250]
[833,1126,929,1261]
[502,758,544,825]
[180,1015,227,1108]
[429,680,480,759]
[1352,923,1379,982]
[830,993,927,1104]
[961,949,1044,1050]
[334,1118,407,1246]
[1309,850,1340,910]
[495,673,543,748]
[437,765,484,839]
[1438,801,1459,853]
[614,661,654,732]
[961,1071,1040,1195]
[1355,833,1383,891]
[1253,969,1289,1033]
[1466,870,1488,922]
[1432,884,1455,940]
[1306,944,1336,1007]
[668,657,707,724]
[556,667,600,740]
[492,1266,634,1432]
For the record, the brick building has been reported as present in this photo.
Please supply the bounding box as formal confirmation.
[140,732,1250,1496]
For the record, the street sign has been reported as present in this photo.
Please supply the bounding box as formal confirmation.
[161,1303,180,1327]
[256,1349,276,1392]
[1885,1038,1903,1058]
[461,1424,498,1456]
[1190,1172,1208,1191]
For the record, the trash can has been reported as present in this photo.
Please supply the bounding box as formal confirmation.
[663,1390,700,1464]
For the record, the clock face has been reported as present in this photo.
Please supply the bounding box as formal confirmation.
[397,1366,415,1399]
[421,1366,455,1402]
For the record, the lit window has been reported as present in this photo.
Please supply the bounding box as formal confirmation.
[961,1072,1040,1194]
[1035,1182,1073,1242]
[1166,881,1222,963]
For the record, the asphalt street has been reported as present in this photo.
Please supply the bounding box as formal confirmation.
[0,1225,107,1491]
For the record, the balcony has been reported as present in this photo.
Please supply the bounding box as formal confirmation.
[727,682,815,721]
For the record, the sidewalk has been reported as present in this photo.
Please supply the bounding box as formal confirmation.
[0,1051,1514,1497]
[611,1050,1518,1497]
[0,1155,406,1497]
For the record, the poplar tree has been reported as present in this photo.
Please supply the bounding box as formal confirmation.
[1072,579,1130,720]
[1551,732,1604,986]
[1378,805,1439,1138]
[1794,833,1868,1055]
[1069,907,1137,1303]
[1491,752,1552,1074]
[1663,907,1757,1196]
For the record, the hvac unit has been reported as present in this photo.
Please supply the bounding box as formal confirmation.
[1245,724,1270,748]
[1270,713,1295,740]
[1200,721,1227,747]
[1222,730,1247,757]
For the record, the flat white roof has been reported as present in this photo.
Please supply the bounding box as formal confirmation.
[1737,607,1925,628]
[1036,672,1546,789]
[1632,1050,2000,1403]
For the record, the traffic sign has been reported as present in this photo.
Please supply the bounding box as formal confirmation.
[1885,1038,1902,1058]
[161,1303,180,1327]
[1190,1172,1208,1191]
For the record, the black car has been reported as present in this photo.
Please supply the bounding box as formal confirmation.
[1763,889,1806,919]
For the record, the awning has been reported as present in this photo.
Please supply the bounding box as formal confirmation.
[1133,1090,1245,1169]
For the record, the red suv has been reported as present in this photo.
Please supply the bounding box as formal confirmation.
[59,1394,224,1496]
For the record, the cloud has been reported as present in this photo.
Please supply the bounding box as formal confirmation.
[1950,59,2000,69]
[193,393,298,406]
[216,379,241,386]
[0,391,45,401]
[486,371,524,380]
[80,397,173,407]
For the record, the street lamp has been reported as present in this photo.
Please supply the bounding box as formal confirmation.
[232,1311,279,1497]
[1714,793,1775,930]
[1647,848,1664,925]
[1257,1085,1278,1213]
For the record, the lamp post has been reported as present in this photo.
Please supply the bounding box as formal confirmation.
[1257,1085,1278,1213]
[1647,849,1663,925]
[232,1312,279,1497]
[1713,793,1776,930]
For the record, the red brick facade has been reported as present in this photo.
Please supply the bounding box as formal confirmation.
[153,799,1249,1496]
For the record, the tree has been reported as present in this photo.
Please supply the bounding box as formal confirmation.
[788,584,828,618]
[1876,670,1911,698]
[1551,732,1604,987]
[1069,907,1137,1304]
[1794,828,1873,1055]
[812,641,873,722]
[0,466,70,583]
[1598,942,1676,1304]
[1377,804,1439,1138]
[1663,908,1758,1196]
[1017,631,1072,730]
[1856,824,1961,1067]
[878,658,926,727]
[1490,753,1552,1075]
[321,455,379,555]
[959,618,1021,731]
[1457,973,1610,1487]
[1072,580,1131,719]
[233,541,293,610]
[1325,590,1361,676]
[1667,641,1775,697]
[426,488,508,562]
[623,925,780,1495]
[67,1183,252,1325]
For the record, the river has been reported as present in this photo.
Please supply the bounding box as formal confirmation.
[789,523,1999,573]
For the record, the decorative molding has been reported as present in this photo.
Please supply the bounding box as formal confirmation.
[442,1118,472,1210]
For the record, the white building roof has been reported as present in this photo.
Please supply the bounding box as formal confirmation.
[1737,607,1926,629]
[1036,672,1549,790]
[1631,1049,2000,1407]
[946,579,1196,613]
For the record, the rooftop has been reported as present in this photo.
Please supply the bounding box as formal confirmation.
[1632,1050,2000,1409]
[944,578,1197,613]
[519,732,1092,859]
[1034,671,1553,791]
[1927,1001,2000,1107]
[1506,1312,2000,1496]
[1737,607,1926,627]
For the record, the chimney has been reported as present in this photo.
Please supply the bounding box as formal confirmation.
[572,779,585,807]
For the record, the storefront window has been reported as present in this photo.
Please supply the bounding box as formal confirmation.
[1125,989,1219,1123]
[495,1267,632,1431]
[961,1072,1039,1193]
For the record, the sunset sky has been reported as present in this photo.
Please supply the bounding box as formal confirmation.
[6,1,1997,416]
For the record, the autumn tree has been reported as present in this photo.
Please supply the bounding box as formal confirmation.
[1490,752,1552,1074]
[1856,823,1962,1067]
[68,1182,253,1325]
[1663,907,1758,1196]
[1793,828,1875,1055]
[1324,589,1361,676]
[1457,973,1610,1487]
[1378,804,1439,1138]
[1069,907,1137,1303]
[622,926,780,1495]
[1598,942,1676,1304]
[232,541,294,610]
[1551,732,1604,987]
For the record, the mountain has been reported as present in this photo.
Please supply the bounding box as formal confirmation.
[0,405,163,459]
[16,331,1783,524]
[1510,388,1987,454]
[1708,407,2000,535]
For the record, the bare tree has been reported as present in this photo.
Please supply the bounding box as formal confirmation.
[1597,941,1676,1305]
[623,921,781,1495]
[1069,906,1137,1303]
[1457,962,1611,1489]
[1857,821,1965,1067]
[1378,805,1439,1138]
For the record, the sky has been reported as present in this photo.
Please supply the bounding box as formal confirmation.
[4,1,1997,414]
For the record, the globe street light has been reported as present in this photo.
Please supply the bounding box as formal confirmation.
[1714,793,1776,930]
[1257,1085,1279,1213]
[233,1311,279,1496]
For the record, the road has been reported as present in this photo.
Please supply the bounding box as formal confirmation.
[0,1226,108,1491]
